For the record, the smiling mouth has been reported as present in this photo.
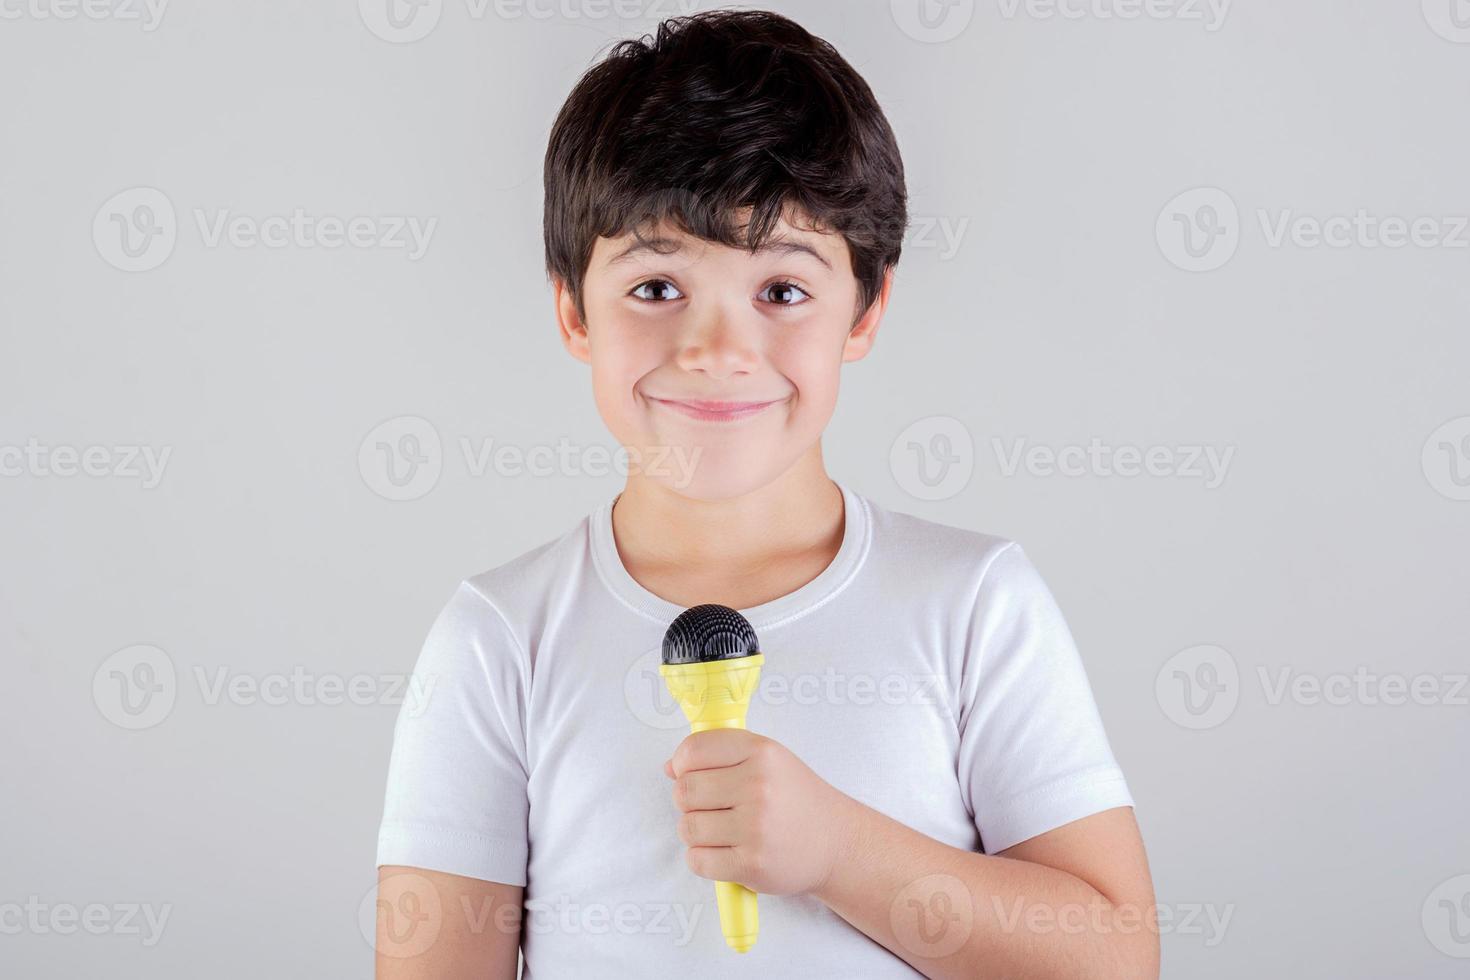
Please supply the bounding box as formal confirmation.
[649,397,785,422]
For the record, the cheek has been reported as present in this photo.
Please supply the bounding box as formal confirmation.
[767,326,844,407]
[586,311,665,416]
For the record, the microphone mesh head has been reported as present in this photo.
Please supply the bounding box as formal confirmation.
[661,604,760,665]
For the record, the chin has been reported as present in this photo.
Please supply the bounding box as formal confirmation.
[638,454,789,502]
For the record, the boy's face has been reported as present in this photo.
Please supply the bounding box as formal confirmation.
[556,208,892,501]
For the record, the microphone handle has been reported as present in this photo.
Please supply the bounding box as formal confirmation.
[690,715,759,953]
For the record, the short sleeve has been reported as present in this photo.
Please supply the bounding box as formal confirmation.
[375,581,531,886]
[955,543,1134,854]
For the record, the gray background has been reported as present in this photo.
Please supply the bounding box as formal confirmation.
[3,1,1468,977]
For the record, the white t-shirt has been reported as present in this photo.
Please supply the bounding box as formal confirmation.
[376,480,1133,978]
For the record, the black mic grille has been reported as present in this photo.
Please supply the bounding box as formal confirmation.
[661,604,760,665]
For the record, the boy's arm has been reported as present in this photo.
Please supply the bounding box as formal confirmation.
[813,801,1159,980]
[668,730,1158,980]
[375,866,522,980]
[374,583,531,978]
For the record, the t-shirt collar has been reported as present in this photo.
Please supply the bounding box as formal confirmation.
[589,480,871,632]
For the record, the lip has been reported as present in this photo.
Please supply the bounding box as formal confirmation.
[649,397,784,422]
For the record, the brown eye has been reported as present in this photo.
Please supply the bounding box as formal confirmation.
[761,281,811,306]
[631,279,684,302]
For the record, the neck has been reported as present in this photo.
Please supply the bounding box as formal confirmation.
[610,446,844,574]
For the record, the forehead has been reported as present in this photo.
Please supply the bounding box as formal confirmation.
[593,210,848,272]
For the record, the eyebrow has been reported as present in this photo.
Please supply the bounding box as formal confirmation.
[605,235,833,271]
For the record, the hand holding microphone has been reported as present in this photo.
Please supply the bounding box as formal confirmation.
[660,604,862,954]
[661,604,766,953]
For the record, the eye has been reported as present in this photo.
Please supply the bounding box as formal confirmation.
[629,279,684,303]
[760,280,811,306]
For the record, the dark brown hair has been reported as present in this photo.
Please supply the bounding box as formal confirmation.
[543,9,908,325]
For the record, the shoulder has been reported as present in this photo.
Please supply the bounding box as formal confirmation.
[427,509,593,650]
[861,492,1035,597]
[465,521,582,615]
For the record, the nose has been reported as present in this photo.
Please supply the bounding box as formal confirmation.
[673,305,760,380]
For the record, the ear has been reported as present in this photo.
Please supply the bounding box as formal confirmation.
[554,276,591,364]
[842,265,895,363]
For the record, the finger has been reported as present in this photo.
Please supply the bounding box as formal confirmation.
[669,728,762,778]
[671,764,745,812]
[684,845,746,884]
[677,807,741,847]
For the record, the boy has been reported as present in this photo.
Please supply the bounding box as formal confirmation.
[375,9,1157,979]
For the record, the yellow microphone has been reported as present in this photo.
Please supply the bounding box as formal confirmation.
[659,604,765,953]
